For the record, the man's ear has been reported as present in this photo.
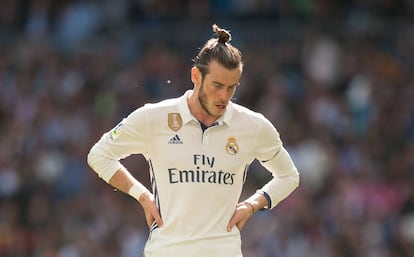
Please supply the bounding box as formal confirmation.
[191,66,201,86]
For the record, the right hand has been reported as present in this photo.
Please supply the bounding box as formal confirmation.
[139,191,163,228]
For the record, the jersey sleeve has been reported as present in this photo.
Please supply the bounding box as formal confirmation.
[254,117,300,210]
[87,107,151,182]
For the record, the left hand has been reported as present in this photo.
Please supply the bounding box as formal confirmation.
[226,202,254,232]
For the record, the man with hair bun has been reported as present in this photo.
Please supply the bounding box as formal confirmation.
[88,24,300,257]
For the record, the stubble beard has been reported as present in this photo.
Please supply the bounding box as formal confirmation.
[198,82,216,117]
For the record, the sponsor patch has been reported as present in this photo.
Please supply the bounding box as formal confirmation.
[168,113,182,131]
[109,122,123,141]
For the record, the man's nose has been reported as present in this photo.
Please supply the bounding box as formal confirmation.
[219,88,231,101]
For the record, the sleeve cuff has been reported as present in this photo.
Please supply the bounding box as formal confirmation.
[257,190,272,210]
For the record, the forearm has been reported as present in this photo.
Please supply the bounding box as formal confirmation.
[259,174,299,208]
[87,141,150,201]
[103,167,161,227]
[107,167,149,202]
[241,193,268,214]
[259,147,300,209]
[88,152,149,201]
[109,168,139,193]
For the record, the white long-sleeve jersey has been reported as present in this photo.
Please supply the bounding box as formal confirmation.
[88,90,299,257]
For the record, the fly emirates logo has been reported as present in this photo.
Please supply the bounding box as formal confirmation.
[168,154,235,185]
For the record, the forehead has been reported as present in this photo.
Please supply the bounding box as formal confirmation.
[205,60,242,85]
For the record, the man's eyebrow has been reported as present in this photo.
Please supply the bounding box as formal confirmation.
[212,81,225,86]
[212,81,240,87]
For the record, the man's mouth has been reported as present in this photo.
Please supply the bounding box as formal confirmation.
[216,104,227,110]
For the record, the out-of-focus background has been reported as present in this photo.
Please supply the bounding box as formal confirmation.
[1,1,414,256]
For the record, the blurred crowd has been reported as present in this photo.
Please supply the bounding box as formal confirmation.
[1,0,414,257]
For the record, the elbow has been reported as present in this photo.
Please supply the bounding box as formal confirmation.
[86,147,98,172]
[86,150,107,181]
[283,169,300,190]
[294,170,300,189]
[86,147,119,183]
[86,150,94,168]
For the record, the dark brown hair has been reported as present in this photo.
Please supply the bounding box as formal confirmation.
[193,24,243,77]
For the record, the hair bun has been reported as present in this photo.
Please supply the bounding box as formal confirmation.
[212,24,231,43]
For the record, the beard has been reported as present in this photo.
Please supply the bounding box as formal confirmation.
[198,82,216,117]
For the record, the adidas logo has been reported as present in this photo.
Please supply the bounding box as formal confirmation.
[168,134,183,144]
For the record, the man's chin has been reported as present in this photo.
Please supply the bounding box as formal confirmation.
[214,109,226,117]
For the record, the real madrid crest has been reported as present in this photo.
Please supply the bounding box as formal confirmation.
[168,113,183,131]
[225,136,239,155]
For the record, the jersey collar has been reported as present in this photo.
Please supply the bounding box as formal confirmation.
[178,90,234,126]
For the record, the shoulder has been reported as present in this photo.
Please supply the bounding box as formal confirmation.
[230,102,279,134]
[133,97,181,117]
[231,102,268,122]
[143,97,180,111]
[126,97,180,123]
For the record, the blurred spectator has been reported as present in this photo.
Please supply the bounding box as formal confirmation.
[1,1,413,257]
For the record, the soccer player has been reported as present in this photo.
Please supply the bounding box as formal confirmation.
[87,24,300,257]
